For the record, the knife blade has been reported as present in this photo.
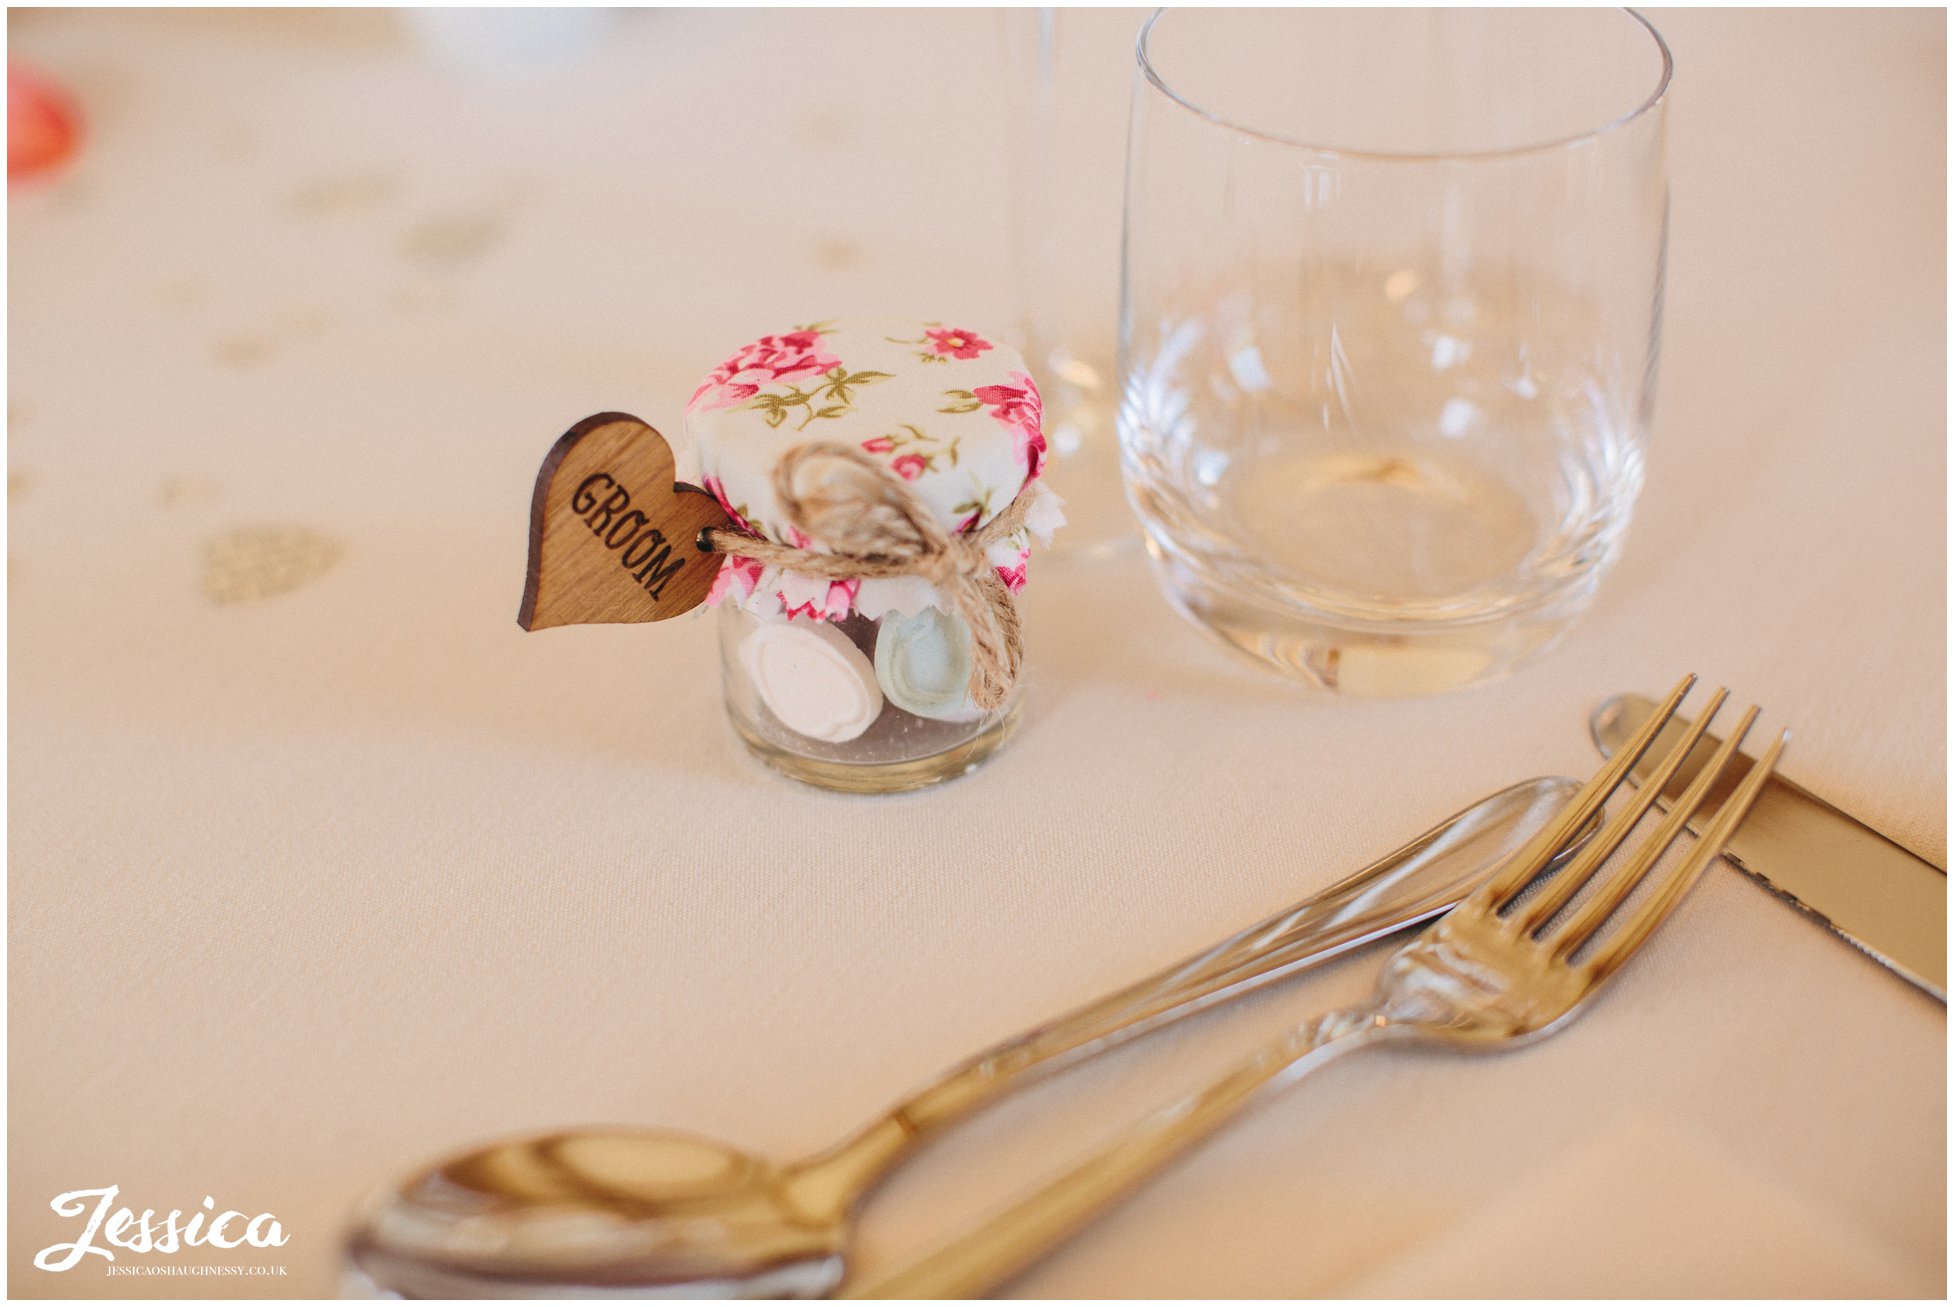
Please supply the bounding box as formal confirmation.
[1592,693,1945,1002]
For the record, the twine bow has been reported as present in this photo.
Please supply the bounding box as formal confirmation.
[699,443,1034,711]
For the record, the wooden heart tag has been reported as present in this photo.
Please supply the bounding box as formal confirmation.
[518,412,736,631]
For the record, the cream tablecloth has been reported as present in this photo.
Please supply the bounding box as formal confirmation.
[8,8,1944,1298]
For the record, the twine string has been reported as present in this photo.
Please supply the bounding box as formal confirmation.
[699,442,1033,711]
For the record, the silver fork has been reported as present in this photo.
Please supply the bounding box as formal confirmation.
[846,675,1786,1299]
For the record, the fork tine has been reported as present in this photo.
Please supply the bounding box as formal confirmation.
[1577,726,1788,984]
[1478,673,1697,907]
[1507,687,1730,934]
[1546,704,1757,958]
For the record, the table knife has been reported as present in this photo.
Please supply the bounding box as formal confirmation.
[1593,693,1945,1001]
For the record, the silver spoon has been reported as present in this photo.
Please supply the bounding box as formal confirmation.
[345,777,1590,1299]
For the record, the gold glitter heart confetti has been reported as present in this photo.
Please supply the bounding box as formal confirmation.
[202,525,344,605]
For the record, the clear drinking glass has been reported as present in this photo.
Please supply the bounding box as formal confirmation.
[1119,8,1671,695]
[1002,7,1137,560]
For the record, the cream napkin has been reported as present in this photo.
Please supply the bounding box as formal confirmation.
[1334,1113,1931,1298]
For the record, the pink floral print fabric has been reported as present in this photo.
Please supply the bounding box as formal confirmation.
[685,318,1064,622]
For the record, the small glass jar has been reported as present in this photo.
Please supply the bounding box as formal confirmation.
[687,317,1057,792]
[717,604,1020,792]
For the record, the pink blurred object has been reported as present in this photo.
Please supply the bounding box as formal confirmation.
[9,62,82,182]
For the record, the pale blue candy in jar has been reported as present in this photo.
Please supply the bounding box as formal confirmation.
[686,319,1064,793]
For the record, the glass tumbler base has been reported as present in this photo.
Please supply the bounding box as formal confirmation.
[1149,549,1600,698]
[729,704,1021,794]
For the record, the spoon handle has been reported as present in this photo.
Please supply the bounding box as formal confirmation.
[796,777,1588,1199]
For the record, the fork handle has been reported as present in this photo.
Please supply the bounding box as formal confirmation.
[842,1003,1390,1300]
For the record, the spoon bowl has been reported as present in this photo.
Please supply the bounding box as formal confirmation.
[346,1127,846,1298]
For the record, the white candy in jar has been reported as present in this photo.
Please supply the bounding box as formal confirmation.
[874,608,983,723]
[737,619,883,743]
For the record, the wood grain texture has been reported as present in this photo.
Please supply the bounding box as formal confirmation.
[518,412,736,630]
